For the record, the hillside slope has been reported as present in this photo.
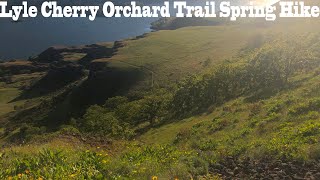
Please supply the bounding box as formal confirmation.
[0,21,263,128]
[1,18,320,179]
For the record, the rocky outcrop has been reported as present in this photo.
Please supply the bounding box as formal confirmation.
[0,60,49,76]
[34,43,122,65]
[210,156,320,179]
[78,44,115,66]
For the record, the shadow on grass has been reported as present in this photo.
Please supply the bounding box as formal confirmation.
[10,62,148,131]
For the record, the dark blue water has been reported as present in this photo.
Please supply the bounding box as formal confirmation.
[0,17,155,60]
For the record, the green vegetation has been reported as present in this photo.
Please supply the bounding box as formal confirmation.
[0,145,201,179]
[0,88,21,116]
[2,18,320,178]
[81,105,134,138]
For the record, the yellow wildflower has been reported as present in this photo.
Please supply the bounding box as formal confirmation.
[18,174,22,178]
[8,176,13,180]
[37,177,43,180]
[25,169,30,174]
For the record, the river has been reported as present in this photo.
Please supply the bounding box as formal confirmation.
[0,17,155,60]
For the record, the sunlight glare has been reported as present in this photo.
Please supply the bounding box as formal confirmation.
[255,0,280,6]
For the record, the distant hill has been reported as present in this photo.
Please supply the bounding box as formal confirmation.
[151,17,227,30]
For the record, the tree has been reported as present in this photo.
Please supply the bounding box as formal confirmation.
[82,105,132,138]
[104,96,128,110]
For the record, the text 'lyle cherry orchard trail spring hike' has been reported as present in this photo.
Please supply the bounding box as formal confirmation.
[2,1,320,21]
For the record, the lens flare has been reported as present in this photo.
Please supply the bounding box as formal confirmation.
[264,0,280,5]
[254,0,280,6]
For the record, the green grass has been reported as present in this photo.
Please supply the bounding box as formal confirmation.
[61,52,87,61]
[0,88,21,117]
[0,72,45,118]
[105,25,257,83]
[138,67,320,160]
[0,139,201,179]
[92,18,320,88]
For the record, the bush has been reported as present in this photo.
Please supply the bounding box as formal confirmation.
[183,156,209,178]
[114,93,172,126]
[16,124,46,141]
[289,98,320,116]
[82,105,134,139]
[265,121,320,159]
[115,100,149,125]
[104,96,128,110]
[59,125,81,136]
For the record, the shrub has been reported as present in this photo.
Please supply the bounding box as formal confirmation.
[15,124,46,142]
[104,96,128,110]
[289,98,320,116]
[59,125,81,136]
[114,93,171,126]
[82,105,134,138]
[267,101,284,115]
[208,118,230,133]
[183,156,209,178]
[115,100,149,125]
[266,121,320,159]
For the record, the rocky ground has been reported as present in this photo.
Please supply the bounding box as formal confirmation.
[210,157,320,179]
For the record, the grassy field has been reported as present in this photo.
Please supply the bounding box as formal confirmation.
[0,72,45,118]
[0,88,21,117]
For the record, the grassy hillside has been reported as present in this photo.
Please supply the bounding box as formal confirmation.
[99,24,260,85]
[0,88,21,116]
[0,21,261,128]
[0,72,45,117]
[140,72,320,159]
[2,18,320,179]
[96,18,320,86]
